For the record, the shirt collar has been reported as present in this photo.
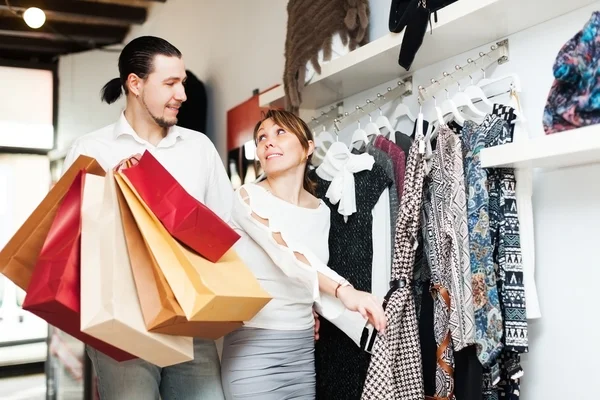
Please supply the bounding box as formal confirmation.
[113,112,185,148]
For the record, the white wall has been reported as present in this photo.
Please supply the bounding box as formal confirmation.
[56,1,599,398]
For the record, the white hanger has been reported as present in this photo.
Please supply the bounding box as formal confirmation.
[478,71,525,122]
[391,99,416,127]
[478,72,522,93]
[350,120,369,150]
[440,88,466,125]
[376,107,395,136]
[447,69,487,118]
[312,125,336,167]
[463,76,493,110]
[365,113,380,138]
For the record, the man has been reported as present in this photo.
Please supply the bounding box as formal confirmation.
[62,36,231,400]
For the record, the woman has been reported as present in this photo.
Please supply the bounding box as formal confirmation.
[221,109,387,399]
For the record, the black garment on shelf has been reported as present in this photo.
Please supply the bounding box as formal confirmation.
[312,164,391,400]
[388,0,459,69]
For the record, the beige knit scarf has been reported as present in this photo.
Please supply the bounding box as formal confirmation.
[284,0,370,114]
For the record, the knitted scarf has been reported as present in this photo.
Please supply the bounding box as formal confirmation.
[284,0,370,114]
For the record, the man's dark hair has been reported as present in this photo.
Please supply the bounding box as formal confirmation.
[100,36,182,104]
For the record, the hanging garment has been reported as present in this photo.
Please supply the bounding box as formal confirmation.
[422,126,475,399]
[461,116,505,367]
[312,164,391,400]
[363,143,399,247]
[363,144,397,298]
[361,138,425,400]
[388,0,459,70]
[316,147,375,221]
[543,11,600,134]
[374,135,407,199]
[284,0,370,113]
[484,110,528,400]
[493,103,541,319]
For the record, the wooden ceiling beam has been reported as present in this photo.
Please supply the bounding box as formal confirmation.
[0,0,147,25]
[0,15,128,44]
[0,35,80,54]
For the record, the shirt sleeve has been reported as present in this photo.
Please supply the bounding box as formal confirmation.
[231,184,350,321]
[204,140,234,223]
[61,140,87,176]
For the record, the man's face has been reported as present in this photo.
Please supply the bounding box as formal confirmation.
[138,55,187,128]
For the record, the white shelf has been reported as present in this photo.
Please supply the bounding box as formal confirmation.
[480,125,600,169]
[260,0,596,110]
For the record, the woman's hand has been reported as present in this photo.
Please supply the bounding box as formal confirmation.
[113,153,142,172]
[313,308,320,341]
[337,286,387,333]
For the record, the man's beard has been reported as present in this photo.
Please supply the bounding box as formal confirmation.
[141,94,177,128]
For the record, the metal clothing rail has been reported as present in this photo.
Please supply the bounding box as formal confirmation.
[332,77,413,132]
[418,39,509,103]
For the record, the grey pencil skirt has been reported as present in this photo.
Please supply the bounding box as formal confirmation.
[220,327,316,400]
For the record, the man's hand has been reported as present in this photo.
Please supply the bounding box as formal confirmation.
[313,308,320,341]
[113,153,143,172]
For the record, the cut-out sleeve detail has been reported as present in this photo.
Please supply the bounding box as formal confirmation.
[232,184,349,320]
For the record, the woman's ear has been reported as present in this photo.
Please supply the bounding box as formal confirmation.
[307,140,315,158]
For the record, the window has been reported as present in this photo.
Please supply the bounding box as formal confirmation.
[0,66,54,150]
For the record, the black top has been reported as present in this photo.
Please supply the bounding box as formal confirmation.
[312,163,391,400]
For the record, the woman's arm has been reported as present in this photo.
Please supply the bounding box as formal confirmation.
[233,185,386,332]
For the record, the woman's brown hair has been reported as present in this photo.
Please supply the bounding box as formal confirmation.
[253,109,317,195]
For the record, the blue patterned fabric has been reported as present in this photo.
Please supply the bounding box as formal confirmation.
[461,116,505,368]
[543,12,600,134]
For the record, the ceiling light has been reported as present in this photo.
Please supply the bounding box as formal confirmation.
[23,7,46,29]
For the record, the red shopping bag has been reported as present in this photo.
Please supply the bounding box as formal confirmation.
[120,151,240,262]
[22,170,135,362]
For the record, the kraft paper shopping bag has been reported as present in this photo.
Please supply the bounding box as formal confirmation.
[115,174,271,323]
[80,172,193,367]
[0,156,104,290]
[118,187,243,339]
[22,171,134,362]
[120,151,240,262]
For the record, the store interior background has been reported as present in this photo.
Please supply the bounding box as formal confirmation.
[1,0,598,398]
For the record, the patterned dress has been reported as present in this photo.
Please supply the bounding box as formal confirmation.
[361,137,426,400]
[422,126,475,399]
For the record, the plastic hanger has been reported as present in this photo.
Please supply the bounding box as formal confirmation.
[391,99,416,127]
[463,74,493,110]
[376,107,395,137]
[444,69,486,118]
[440,89,466,125]
[478,71,525,122]
[311,125,336,167]
[365,113,380,139]
[350,120,369,150]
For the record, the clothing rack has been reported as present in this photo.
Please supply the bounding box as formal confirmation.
[418,39,509,103]
[332,77,413,132]
[307,102,344,131]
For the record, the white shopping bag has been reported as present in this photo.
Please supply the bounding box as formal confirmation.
[80,171,193,367]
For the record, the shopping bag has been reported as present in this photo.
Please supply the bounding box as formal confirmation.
[119,151,240,262]
[115,174,271,322]
[22,171,134,362]
[118,187,243,338]
[0,155,104,290]
[80,172,193,367]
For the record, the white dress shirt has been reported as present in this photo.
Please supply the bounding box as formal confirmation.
[62,112,233,223]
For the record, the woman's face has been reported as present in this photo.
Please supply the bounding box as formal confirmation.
[255,118,313,177]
